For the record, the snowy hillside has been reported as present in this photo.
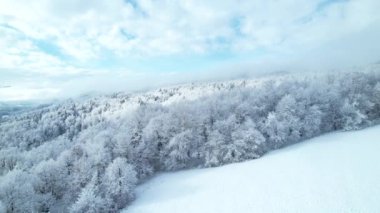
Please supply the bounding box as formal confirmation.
[125,125,380,213]
[1,71,380,212]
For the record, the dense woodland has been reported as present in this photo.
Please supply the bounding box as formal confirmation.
[1,71,380,212]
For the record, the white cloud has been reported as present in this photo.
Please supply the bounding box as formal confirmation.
[0,0,380,100]
[0,1,355,55]
[1,0,379,58]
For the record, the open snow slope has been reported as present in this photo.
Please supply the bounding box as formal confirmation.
[124,126,380,213]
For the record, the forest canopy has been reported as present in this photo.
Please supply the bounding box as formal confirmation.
[1,71,380,212]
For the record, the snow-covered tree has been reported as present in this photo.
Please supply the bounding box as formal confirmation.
[0,170,39,212]
[340,99,367,130]
[0,200,5,213]
[205,130,227,167]
[33,159,67,199]
[70,175,106,213]
[102,158,137,210]
[230,119,266,160]
[164,129,202,170]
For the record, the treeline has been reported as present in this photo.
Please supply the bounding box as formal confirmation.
[0,71,380,212]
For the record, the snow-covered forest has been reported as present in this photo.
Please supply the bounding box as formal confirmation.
[124,125,380,213]
[1,71,380,212]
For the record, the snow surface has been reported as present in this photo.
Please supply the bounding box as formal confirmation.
[124,126,380,213]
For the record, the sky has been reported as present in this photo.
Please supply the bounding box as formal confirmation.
[1,0,380,101]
